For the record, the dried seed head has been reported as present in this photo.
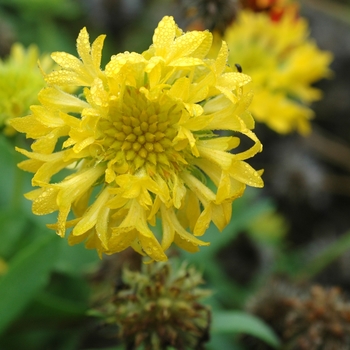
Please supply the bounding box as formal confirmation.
[285,285,350,350]
[244,278,350,350]
[94,260,212,350]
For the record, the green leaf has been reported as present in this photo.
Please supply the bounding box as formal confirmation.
[0,135,18,207]
[54,240,100,276]
[0,0,81,18]
[208,334,245,350]
[294,229,350,281]
[30,290,88,319]
[212,311,280,348]
[0,233,59,335]
[0,210,28,258]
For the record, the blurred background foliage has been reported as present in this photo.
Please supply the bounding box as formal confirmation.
[1,0,350,349]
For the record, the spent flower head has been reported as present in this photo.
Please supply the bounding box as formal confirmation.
[220,8,333,135]
[245,279,350,350]
[11,16,263,261]
[0,43,53,136]
[98,260,211,350]
[285,285,350,350]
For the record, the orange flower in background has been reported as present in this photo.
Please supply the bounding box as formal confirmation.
[240,0,299,21]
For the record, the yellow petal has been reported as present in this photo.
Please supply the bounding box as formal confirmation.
[182,171,216,203]
[32,156,72,185]
[76,28,94,70]
[91,33,106,69]
[217,172,245,203]
[51,51,83,72]
[31,126,69,154]
[169,30,212,62]
[169,57,204,67]
[56,205,71,237]
[168,76,189,101]
[72,187,111,237]
[10,115,52,138]
[172,174,186,209]
[153,16,177,57]
[109,228,138,253]
[163,205,210,248]
[138,232,167,262]
[193,205,212,236]
[45,70,87,86]
[56,167,104,208]
[217,72,251,90]
[197,144,233,170]
[25,187,59,215]
[160,204,175,251]
[229,160,264,188]
[214,41,229,75]
[95,204,112,250]
[31,106,66,128]
[112,199,167,261]
[38,87,89,113]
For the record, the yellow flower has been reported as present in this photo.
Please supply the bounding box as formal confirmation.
[0,43,53,136]
[221,10,333,134]
[11,16,263,261]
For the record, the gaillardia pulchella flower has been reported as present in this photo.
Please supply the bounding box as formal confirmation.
[11,16,263,261]
[0,43,53,135]
[221,8,333,134]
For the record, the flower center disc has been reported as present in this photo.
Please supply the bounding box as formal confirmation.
[97,86,184,176]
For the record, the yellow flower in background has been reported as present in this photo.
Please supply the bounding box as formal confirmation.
[11,16,263,261]
[0,43,53,136]
[221,9,333,135]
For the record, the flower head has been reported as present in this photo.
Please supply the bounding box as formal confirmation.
[96,260,211,350]
[11,16,263,261]
[240,0,299,21]
[246,279,350,350]
[285,285,350,350]
[0,43,53,136]
[221,9,333,134]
